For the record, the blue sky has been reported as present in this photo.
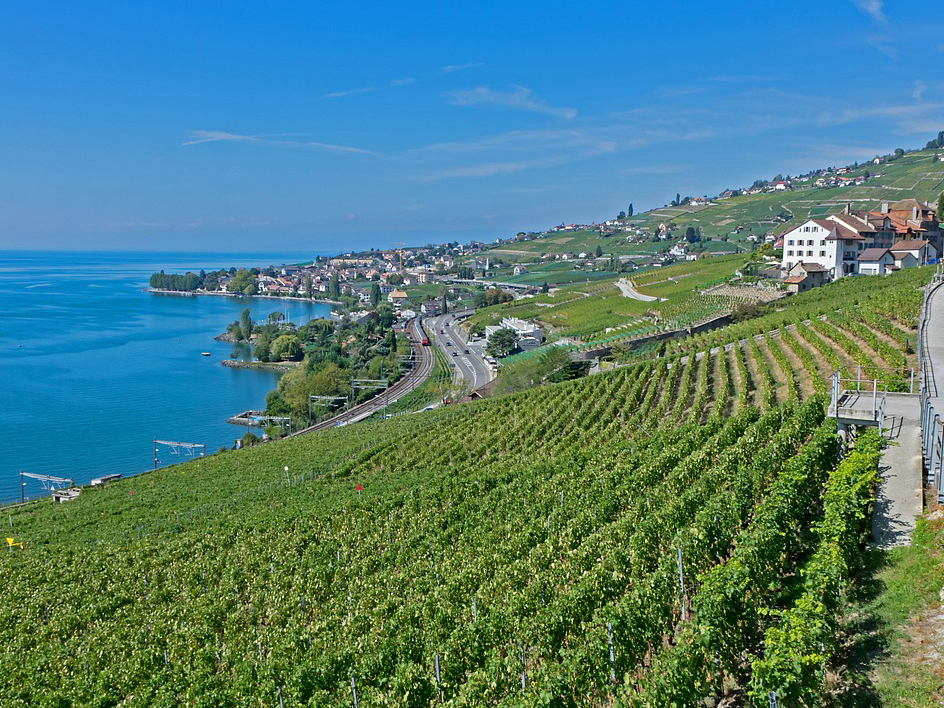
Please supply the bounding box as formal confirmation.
[0,0,942,252]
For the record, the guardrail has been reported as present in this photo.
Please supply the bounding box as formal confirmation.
[918,264,944,502]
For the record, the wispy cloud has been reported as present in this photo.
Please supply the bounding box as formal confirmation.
[449,85,577,119]
[441,62,485,74]
[324,86,377,98]
[867,37,899,60]
[850,0,886,23]
[422,158,566,180]
[181,130,378,155]
[817,102,944,131]
[913,79,927,101]
[389,77,415,87]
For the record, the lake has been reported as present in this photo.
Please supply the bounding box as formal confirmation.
[0,250,333,502]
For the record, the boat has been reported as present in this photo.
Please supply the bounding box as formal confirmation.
[201,352,211,356]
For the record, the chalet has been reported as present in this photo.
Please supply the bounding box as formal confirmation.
[513,265,529,276]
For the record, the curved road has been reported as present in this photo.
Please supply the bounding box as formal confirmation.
[290,317,435,435]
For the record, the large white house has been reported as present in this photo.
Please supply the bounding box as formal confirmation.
[781,201,940,279]
[781,211,894,277]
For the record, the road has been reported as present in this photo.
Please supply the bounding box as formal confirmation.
[290,317,435,435]
[425,309,495,391]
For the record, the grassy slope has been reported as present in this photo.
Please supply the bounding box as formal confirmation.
[830,516,944,707]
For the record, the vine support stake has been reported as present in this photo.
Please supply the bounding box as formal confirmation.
[607,622,616,683]
[278,686,285,708]
[351,676,359,708]
[434,653,443,703]
[677,547,687,621]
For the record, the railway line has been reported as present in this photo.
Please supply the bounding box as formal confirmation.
[289,317,434,435]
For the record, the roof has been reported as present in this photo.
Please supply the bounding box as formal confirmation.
[857,248,891,262]
[784,276,806,284]
[825,215,867,241]
[389,289,409,297]
[890,198,931,211]
[891,239,930,251]
[797,262,827,273]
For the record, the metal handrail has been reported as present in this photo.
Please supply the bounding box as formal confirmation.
[917,266,944,501]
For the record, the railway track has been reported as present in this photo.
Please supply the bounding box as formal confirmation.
[290,317,433,435]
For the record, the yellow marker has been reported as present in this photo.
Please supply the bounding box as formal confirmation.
[6,538,24,549]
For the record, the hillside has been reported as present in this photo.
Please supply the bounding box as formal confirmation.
[465,254,767,344]
[474,146,944,266]
[0,267,936,706]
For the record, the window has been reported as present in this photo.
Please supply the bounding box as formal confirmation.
[808,240,814,246]
[807,250,813,256]
[820,251,826,257]
[787,250,794,256]
[788,239,794,246]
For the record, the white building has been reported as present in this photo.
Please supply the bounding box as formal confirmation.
[484,317,544,351]
[781,211,894,278]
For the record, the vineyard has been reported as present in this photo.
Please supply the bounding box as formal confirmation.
[466,255,747,343]
[0,268,931,706]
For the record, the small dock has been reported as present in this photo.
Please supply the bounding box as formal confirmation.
[227,410,266,427]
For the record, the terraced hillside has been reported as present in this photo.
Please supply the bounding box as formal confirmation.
[466,255,748,342]
[0,268,929,707]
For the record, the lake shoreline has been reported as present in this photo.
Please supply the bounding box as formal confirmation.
[145,287,343,306]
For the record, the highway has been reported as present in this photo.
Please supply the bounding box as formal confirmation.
[425,309,495,392]
[290,317,434,435]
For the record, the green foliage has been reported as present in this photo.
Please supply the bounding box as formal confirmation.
[227,269,257,295]
[749,430,882,706]
[270,334,302,361]
[485,327,518,358]
[0,265,933,706]
[494,346,573,395]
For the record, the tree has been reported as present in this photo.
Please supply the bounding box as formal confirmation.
[617,210,626,220]
[240,308,253,339]
[254,338,272,362]
[595,245,603,258]
[486,328,518,358]
[541,282,549,293]
[271,334,303,361]
[370,282,381,307]
[628,203,634,217]
[227,269,257,295]
[268,312,285,326]
[938,192,944,222]
[329,273,341,299]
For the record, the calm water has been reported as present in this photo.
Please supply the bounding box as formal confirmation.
[0,251,333,502]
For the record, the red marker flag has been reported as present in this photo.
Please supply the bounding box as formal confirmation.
[355,483,363,491]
